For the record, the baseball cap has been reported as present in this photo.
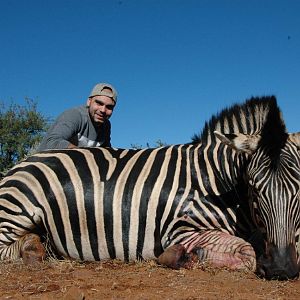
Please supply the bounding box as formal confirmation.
[89,83,118,103]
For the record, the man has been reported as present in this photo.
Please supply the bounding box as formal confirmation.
[37,82,117,151]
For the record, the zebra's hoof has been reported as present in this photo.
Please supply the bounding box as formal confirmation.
[21,233,46,264]
[157,244,188,269]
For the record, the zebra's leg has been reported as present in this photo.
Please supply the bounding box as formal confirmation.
[0,233,46,264]
[157,230,256,271]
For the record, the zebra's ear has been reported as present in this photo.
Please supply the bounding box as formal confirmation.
[214,131,261,155]
[288,132,300,149]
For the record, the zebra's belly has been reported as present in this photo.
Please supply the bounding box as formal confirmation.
[51,230,158,262]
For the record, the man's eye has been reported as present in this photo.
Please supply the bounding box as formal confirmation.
[106,105,114,110]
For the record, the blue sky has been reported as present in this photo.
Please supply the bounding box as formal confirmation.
[1,0,300,148]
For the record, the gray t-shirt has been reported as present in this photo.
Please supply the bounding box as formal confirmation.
[37,105,111,151]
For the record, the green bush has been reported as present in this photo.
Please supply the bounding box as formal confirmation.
[0,99,48,175]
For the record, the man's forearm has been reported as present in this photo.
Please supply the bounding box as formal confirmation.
[67,143,78,149]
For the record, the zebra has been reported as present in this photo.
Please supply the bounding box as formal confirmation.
[0,96,299,280]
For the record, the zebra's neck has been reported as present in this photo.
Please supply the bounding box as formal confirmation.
[190,142,254,237]
[192,141,248,197]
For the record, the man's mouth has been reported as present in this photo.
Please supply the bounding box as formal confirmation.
[95,113,105,120]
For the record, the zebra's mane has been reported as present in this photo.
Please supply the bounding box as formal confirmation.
[192,96,288,156]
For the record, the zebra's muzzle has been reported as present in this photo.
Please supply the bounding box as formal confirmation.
[256,243,299,280]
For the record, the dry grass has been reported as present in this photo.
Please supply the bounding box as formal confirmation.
[0,258,299,300]
[0,239,299,300]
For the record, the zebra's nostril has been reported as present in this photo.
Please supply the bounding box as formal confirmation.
[268,270,298,281]
[256,261,300,280]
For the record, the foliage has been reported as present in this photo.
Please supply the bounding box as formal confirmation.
[130,139,167,150]
[0,99,48,174]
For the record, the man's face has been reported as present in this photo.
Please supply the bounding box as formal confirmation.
[87,95,115,125]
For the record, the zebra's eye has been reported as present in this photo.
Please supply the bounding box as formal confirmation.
[256,213,266,230]
[250,200,266,230]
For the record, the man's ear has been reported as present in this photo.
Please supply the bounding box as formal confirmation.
[214,131,261,155]
[86,97,91,107]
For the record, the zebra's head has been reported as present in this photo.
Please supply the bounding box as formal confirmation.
[192,96,300,279]
[214,104,300,280]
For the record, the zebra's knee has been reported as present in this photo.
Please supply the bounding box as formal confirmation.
[20,233,46,264]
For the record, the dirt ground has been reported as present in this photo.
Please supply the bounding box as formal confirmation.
[0,259,299,300]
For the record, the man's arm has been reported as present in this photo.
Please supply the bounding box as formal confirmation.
[37,109,81,151]
[67,143,78,149]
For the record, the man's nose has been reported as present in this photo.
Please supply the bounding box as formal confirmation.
[99,106,106,113]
